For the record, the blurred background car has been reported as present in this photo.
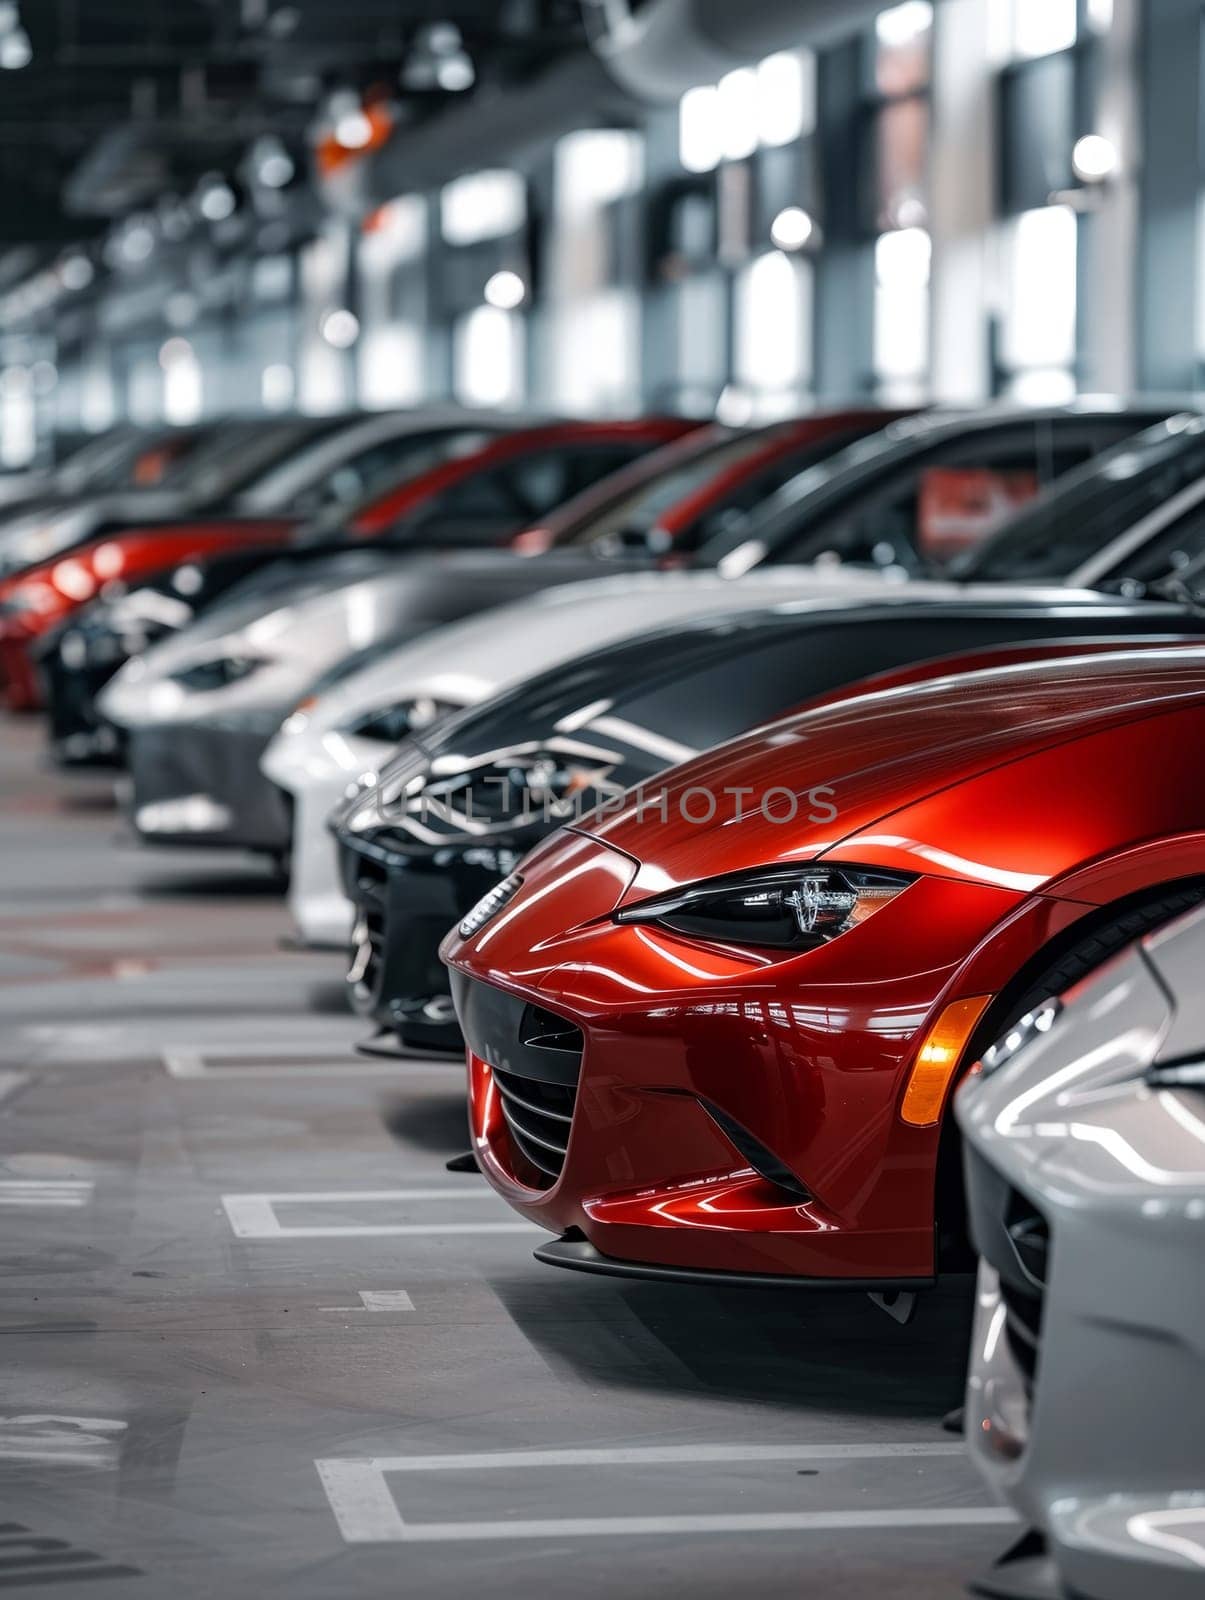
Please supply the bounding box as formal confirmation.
[34,407,899,766]
[0,412,688,711]
[97,417,692,855]
[959,898,1205,1600]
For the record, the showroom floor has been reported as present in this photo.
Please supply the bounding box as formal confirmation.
[0,714,1017,1598]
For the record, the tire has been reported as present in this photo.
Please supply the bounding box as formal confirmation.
[935,877,1205,1272]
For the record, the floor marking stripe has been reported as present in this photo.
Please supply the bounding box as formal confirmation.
[381,1508,1019,1543]
[314,1448,1012,1545]
[359,1443,969,1471]
[0,1180,94,1208]
[318,1292,417,1314]
[164,1049,409,1080]
[221,1190,537,1240]
[359,1291,415,1311]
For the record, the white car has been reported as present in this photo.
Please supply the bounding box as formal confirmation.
[958,895,1205,1600]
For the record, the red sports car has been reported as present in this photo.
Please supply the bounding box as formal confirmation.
[443,643,1205,1294]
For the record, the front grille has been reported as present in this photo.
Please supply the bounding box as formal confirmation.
[385,738,621,847]
[1000,1189,1050,1391]
[492,1005,583,1187]
[348,861,388,1007]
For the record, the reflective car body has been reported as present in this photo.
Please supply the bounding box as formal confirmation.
[513,410,908,557]
[339,599,1205,1054]
[958,904,1205,1600]
[264,567,893,948]
[708,404,1194,576]
[1,408,533,717]
[442,645,1205,1290]
[98,419,696,853]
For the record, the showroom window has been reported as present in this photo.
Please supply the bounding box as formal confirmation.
[991,0,1077,62]
[992,0,1085,398]
[439,169,530,410]
[549,130,645,413]
[440,170,526,247]
[678,50,815,175]
[359,196,428,408]
[159,337,203,424]
[733,250,812,418]
[874,227,931,402]
[453,304,524,408]
[869,1,933,400]
[1000,204,1078,401]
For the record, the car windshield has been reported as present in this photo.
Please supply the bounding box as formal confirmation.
[696,417,956,572]
[291,428,496,543]
[562,431,781,553]
[698,410,1172,576]
[954,415,1205,582]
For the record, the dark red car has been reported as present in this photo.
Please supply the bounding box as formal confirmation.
[511,411,909,558]
[443,642,1205,1294]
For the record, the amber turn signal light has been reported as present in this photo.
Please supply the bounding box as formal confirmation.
[901,994,994,1127]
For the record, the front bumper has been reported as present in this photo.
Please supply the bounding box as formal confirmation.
[445,830,1029,1285]
[39,634,127,768]
[0,618,44,711]
[959,948,1205,1600]
[339,836,518,1052]
[126,721,291,854]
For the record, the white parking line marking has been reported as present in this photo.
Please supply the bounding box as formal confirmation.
[318,1291,417,1314]
[221,1189,537,1240]
[0,1416,126,1467]
[0,1180,93,1208]
[315,1445,1013,1544]
[358,1290,415,1311]
[164,1048,405,1080]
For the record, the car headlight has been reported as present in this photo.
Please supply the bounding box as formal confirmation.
[169,654,270,693]
[458,872,524,939]
[343,696,455,745]
[615,865,915,952]
[333,744,430,837]
[977,1000,1062,1078]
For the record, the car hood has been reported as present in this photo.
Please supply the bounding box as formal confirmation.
[265,567,1111,746]
[266,564,931,744]
[590,644,1205,897]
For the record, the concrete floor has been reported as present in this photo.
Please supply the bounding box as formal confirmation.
[0,712,1018,1598]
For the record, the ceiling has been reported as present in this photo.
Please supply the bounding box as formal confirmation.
[0,0,588,246]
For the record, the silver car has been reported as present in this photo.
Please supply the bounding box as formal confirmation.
[957,899,1205,1600]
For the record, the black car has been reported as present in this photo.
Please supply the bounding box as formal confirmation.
[699,403,1196,575]
[332,594,1205,1055]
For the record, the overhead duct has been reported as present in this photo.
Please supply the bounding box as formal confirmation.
[587,0,905,100]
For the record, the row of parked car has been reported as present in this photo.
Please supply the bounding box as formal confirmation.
[6,400,1205,1599]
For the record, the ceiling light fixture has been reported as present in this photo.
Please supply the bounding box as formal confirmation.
[1072,133,1120,184]
[770,206,815,252]
[321,308,360,348]
[484,270,526,310]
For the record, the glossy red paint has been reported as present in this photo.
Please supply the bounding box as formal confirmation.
[0,518,296,709]
[348,419,697,538]
[443,643,1205,1287]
